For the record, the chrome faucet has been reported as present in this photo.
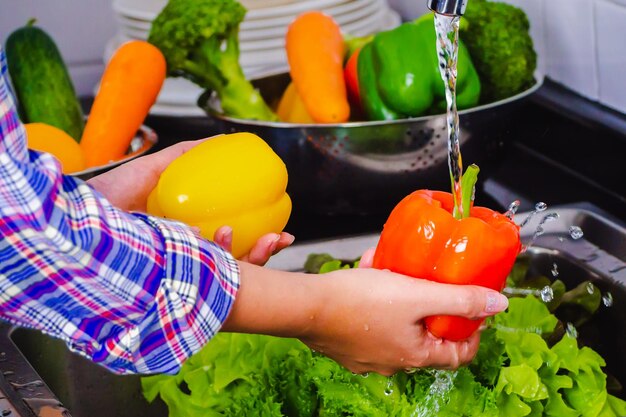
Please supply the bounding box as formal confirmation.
[427,0,467,16]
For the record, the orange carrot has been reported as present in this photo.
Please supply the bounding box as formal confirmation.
[285,11,350,124]
[80,40,166,167]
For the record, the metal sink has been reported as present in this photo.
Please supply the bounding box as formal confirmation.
[1,204,625,416]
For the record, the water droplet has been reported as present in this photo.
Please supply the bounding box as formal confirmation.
[540,286,554,302]
[569,226,584,240]
[504,200,521,219]
[602,292,613,307]
[400,358,405,362]
[524,212,561,251]
[543,212,560,223]
[586,282,595,294]
[565,322,578,339]
[503,286,534,296]
[535,202,547,212]
[558,237,565,242]
[551,263,559,277]
[363,324,370,331]
[384,378,394,396]
[360,372,369,378]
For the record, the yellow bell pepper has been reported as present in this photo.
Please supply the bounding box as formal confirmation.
[147,132,292,258]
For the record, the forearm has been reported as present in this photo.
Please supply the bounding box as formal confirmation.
[221,262,323,338]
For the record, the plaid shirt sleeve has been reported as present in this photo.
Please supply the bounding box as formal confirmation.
[0,46,239,375]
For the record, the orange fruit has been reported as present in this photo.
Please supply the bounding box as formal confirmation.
[24,123,86,174]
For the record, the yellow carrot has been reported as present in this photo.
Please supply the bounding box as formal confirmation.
[276,82,315,123]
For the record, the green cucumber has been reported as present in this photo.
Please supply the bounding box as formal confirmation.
[5,19,85,141]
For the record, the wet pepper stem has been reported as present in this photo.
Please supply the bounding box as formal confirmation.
[453,164,480,220]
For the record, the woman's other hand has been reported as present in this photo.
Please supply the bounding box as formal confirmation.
[87,138,208,212]
[214,226,294,265]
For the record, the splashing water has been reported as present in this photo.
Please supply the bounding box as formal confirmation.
[602,292,614,307]
[434,13,464,217]
[518,201,549,228]
[384,378,395,396]
[521,212,560,253]
[502,285,554,303]
[565,322,578,339]
[504,200,521,219]
[539,285,554,302]
[551,262,559,277]
[569,226,584,240]
[413,370,458,417]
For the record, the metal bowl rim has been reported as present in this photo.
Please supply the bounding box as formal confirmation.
[70,123,158,177]
[208,74,545,129]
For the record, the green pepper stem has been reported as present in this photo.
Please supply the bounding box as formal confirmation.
[460,164,480,218]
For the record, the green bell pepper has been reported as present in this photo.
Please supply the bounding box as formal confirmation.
[357,13,481,120]
[357,43,405,121]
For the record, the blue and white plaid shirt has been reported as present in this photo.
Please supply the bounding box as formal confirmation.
[0,46,239,375]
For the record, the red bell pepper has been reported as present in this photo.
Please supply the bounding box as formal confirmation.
[372,189,521,341]
[344,46,362,112]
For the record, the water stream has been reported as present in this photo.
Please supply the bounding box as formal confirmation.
[434,13,464,216]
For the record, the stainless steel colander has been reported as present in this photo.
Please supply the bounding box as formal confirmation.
[200,72,543,215]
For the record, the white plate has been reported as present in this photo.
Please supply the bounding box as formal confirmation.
[340,1,394,36]
[238,0,387,52]
[241,0,303,10]
[114,14,152,31]
[155,78,204,106]
[149,102,206,117]
[239,0,378,42]
[244,0,347,20]
[240,0,369,30]
[113,0,383,41]
[113,0,346,22]
[239,47,287,68]
[118,25,149,40]
[112,0,166,21]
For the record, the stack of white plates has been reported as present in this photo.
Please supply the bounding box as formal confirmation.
[106,0,402,117]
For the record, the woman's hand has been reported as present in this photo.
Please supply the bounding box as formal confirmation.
[222,261,509,376]
[86,138,208,212]
[301,267,507,376]
[87,138,294,265]
[214,226,294,265]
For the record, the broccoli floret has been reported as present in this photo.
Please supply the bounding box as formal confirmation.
[461,0,537,103]
[148,0,277,120]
